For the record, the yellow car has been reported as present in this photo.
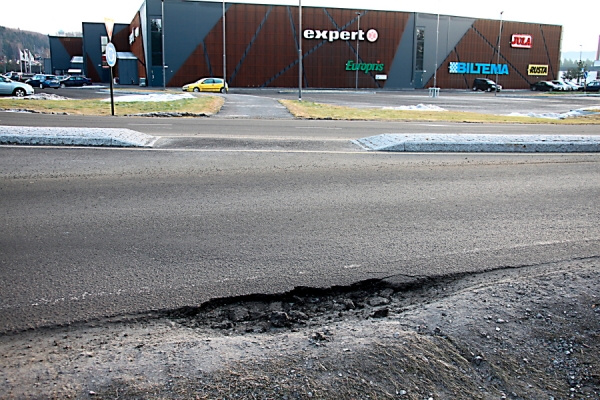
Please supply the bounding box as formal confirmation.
[182,77,228,93]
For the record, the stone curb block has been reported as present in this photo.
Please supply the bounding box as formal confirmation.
[0,126,157,147]
[353,134,600,153]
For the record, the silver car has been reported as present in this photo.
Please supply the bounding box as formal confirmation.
[0,76,35,97]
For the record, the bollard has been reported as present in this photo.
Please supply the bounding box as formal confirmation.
[428,87,440,98]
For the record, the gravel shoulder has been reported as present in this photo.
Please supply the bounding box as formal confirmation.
[1,257,598,399]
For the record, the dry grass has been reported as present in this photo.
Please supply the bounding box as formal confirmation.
[0,95,224,116]
[280,99,600,124]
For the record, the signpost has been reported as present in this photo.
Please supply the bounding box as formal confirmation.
[106,43,116,116]
[105,18,116,116]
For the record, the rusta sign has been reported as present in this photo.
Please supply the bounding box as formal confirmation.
[528,65,548,75]
[449,62,509,75]
[303,29,379,43]
[511,34,532,48]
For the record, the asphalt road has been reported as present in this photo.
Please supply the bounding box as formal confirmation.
[1,91,600,333]
[1,144,600,333]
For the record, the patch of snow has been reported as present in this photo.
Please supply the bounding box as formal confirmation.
[382,104,447,111]
[103,93,194,103]
[507,109,600,120]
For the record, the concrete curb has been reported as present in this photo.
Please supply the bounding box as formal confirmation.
[353,134,600,153]
[0,126,158,147]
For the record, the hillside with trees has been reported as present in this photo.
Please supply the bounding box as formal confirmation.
[0,26,50,70]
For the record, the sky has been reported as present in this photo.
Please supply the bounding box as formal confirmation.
[1,0,598,55]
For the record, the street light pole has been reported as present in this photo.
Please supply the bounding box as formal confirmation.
[495,11,503,96]
[355,12,361,90]
[298,0,302,100]
[161,0,166,90]
[579,44,583,85]
[433,3,439,89]
[223,0,227,92]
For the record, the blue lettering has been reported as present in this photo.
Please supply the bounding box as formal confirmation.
[500,64,509,75]
[490,64,499,75]
[457,63,466,73]
[482,64,490,74]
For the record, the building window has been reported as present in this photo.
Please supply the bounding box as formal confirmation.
[415,27,425,71]
[151,18,163,66]
[101,36,108,67]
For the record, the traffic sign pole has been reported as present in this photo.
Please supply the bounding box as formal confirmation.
[105,42,117,116]
[109,67,114,116]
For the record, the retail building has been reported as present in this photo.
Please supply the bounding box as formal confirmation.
[48,0,562,89]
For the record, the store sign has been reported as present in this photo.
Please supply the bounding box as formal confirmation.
[511,34,532,48]
[346,60,384,73]
[303,29,379,43]
[129,27,140,45]
[528,64,548,75]
[449,62,509,75]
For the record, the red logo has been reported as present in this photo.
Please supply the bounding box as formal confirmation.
[511,34,532,48]
[366,29,378,42]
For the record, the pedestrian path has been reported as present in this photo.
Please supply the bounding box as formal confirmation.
[213,94,293,119]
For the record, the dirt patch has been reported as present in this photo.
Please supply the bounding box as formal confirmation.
[1,258,598,399]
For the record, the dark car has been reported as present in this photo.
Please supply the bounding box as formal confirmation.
[583,81,600,92]
[25,74,60,89]
[472,78,502,92]
[59,76,92,87]
[530,81,560,92]
[3,72,21,81]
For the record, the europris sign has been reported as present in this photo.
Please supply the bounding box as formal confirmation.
[511,34,532,48]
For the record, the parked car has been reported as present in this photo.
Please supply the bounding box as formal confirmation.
[584,81,600,92]
[18,73,35,82]
[530,81,560,91]
[551,80,572,91]
[3,72,21,81]
[182,77,228,93]
[25,74,60,89]
[0,75,34,97]
[564,81,583,91]
[59,75,92,87]
[472,78,502,92]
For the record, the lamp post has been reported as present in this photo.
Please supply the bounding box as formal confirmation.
[355,12,361,90]
[495,11,503,96]
[298,0,302,100]
[579,44,582,85]
[433,3,439,90]
[161,0,166,90]
[223,0,227,92]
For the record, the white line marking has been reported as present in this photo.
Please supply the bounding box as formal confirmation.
[128,124,172,126]
[295,127,342,130]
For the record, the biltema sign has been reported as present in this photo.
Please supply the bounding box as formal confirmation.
[449,62,509,75]
[304,29,379,43]
[528,64,548,76]
[511,34,532,49]
[345,60,384,73]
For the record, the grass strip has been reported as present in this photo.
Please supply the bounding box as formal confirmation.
[280,100,600,124]
[0,96,224,116]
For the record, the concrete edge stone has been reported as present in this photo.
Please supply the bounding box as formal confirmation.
[353,134,600,153]
[0,126,157,147]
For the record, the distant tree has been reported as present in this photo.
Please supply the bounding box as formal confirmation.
[562,60,588,82]
[560,58,593,70]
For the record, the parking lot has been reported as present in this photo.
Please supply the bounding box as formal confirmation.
[30,84,600,118]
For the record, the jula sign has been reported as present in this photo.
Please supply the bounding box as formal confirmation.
[510,34,532,49]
